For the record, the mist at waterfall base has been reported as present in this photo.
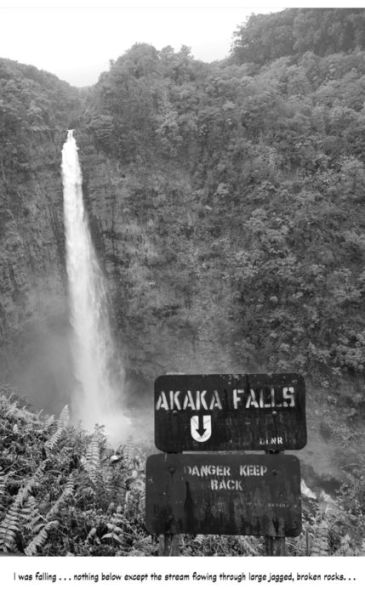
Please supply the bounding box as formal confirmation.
[62,130,131,446]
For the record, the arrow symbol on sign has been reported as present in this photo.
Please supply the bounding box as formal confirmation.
[197,416,206,437]
[191,415,212,442]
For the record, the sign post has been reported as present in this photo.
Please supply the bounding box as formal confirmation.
[158,534,179,556]
[148,373,307,556]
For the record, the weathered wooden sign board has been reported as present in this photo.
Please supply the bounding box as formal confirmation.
[145,453,302,537]
[154,374,306,452]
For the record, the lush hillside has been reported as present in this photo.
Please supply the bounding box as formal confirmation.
[0,8,365,531]
[0,58,81,410]
[80,29,365,392]
[232,8,365,65]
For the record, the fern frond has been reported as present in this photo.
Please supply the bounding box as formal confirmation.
[85,435,100,485]
[287,532,310,556]
[239,535,262,556]
[125,484,144,518]
[46,477,74,521]
[311,521,329,555]
[101,466,114,498]
[0,461,47,551]
[44,426,64,451]
[44,406,69,451]
[124,466,145,518]
[120,443,144,472]
[21,496,43,533]
[58,405,70,429]
[24,521,59,556]
[0,504,21,551]
[335,534,355,555]
[14,462,47,508]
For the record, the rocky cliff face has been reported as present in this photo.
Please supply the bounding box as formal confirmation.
[0,59,80,409]
[0,55,235,413]
[77,134,236,380]
[74,136,365,490]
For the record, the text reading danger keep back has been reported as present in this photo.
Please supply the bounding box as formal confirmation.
[183,463,268,490]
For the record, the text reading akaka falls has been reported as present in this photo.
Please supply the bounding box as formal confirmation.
[154,373,306,451]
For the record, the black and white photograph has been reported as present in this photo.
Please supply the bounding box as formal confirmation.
[0,0,365,583]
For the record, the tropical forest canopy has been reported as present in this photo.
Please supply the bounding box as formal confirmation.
[81,9,365,392]
[0,8,364,411]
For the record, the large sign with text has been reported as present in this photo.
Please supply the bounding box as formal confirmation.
[145,453,302,537]
[154,374,306,452]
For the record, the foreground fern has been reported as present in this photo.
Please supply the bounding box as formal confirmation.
[24,521,59,556]
[0,390,155,555]
[0,388,364,556]
[45,404,69,451]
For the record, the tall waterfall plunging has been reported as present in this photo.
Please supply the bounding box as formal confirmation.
[62,130,130,442]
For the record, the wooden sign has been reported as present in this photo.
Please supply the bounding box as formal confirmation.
[155,374,306,452]
[145,453,302,537]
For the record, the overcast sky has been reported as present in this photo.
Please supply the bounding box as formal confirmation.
[0,1,358,87]
[0,3,286,87]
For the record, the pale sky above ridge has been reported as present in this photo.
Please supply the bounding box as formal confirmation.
[0,3,285,87]
[0,2,360,87]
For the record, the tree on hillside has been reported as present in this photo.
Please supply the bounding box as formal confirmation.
[232,10,298,66]
[232,8,365,66]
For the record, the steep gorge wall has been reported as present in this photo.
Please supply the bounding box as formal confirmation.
[78,43,365,394]
[74,42,365,489]
[1,43,365,490]
[77,132,236,384]
[0,59,80,409]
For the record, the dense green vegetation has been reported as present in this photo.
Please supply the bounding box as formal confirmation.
[0,389,364,555]
[1,8,365,397]
[0,8,365,554]
[232,9,365,65]
[82,10,365,393]
[0,58,80,405]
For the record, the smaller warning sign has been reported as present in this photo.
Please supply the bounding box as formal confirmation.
[145,453,302,537]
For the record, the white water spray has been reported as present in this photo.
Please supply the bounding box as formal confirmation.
[62,130,130,443]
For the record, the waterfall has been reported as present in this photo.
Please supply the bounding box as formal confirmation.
[62,130,130,443]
